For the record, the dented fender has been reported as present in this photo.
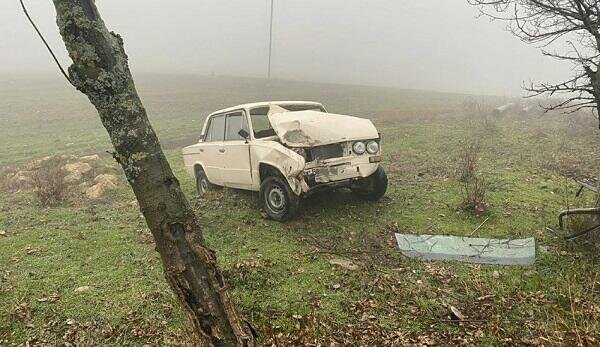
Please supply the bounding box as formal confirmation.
[250,141,306,195]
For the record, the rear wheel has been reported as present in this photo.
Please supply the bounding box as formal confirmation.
[195,168,215,196]
[352,166,388,201]
[260,176,300,221]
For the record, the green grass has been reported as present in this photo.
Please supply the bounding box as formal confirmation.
[1,74,599,345]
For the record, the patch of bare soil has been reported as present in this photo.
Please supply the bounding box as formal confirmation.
[0,154,120,206]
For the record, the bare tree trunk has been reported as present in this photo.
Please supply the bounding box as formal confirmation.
[51,1,254,345]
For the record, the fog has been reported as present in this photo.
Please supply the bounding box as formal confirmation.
[1,0,570,96]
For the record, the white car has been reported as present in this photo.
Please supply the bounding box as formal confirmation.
[182,101,387,220]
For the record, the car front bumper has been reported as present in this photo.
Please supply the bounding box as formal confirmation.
[297,155,382,194]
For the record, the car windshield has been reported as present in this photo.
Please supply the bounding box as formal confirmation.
[250,104,325,139]
[279,104,325,112]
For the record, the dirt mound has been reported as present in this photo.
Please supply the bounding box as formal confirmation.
[63,162,93,183]
[80,154,100,161]
[1,154,120,205]
[85,174,118,199]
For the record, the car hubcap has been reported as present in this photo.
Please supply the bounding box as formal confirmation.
[200,178,208,193]
[267,186,285,211]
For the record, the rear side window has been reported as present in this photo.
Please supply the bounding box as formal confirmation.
[225,112,249,141]
[205,115,225,141]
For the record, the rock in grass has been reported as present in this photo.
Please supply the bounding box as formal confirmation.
[85,174,118,199]
[62,162,92,176]
[63,172,83,183]
[74,286,90,293]
[329,257,359,270]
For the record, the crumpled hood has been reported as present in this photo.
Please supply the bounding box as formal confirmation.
[267,106,379,147]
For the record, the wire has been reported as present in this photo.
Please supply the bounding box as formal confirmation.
[19,0,73,85]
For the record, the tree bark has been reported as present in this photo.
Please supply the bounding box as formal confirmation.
[51,1,255,345]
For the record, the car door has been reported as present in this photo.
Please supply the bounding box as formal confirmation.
[220,111,253,188]
[200,114,225,185]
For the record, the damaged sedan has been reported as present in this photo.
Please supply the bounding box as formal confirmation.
[182,101,388,220]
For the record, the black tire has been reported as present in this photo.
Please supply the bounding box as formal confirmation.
[352,166,388,201]
[260,176,300,221]
[195,168,215,196]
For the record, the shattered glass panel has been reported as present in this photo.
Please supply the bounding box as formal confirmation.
[395,233,535,265]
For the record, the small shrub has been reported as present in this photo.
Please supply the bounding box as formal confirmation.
[460,175,488,214]
[565,110,599,137]
[462,97,497,132]
[0,166,19,192]
[458,142,488,214]
[31,158,67,207]
[458,142,480,182]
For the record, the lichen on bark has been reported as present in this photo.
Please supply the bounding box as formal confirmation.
[52,1,255,345]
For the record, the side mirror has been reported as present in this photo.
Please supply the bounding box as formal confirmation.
[238,129,250,140]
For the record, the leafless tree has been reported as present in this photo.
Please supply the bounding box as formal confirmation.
[24,0,256,345]
[469,0,600,128]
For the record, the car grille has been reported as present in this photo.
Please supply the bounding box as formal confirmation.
[309,143,344,161]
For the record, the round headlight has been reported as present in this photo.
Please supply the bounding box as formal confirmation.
[366,140,379,154]
[353,141,366,154]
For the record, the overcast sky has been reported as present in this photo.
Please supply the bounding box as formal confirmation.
[1,0,570,96]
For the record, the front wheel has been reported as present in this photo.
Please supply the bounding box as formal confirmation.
[196,169,215,196]
[260,176,300,221]
[352,166,388,201]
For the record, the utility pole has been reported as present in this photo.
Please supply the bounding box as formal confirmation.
[268,0,274,79]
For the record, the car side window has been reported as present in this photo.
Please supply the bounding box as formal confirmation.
[205,115,225,142]
[225,112,249,141]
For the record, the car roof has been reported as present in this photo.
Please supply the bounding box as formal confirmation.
[208,101,324,116]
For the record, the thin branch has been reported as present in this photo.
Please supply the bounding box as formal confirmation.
[19,0,73,86]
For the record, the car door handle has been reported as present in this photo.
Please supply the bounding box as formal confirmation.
[199,149,204,152]
[219,149,226,153]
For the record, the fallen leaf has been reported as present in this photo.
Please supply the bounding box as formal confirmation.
[14,303,33,323]
[476,294,495,301]
[332,283,341,289]
[449,305,466,321]
[74,286,91,293]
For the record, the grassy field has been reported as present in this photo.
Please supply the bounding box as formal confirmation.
[1,74,599,346]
